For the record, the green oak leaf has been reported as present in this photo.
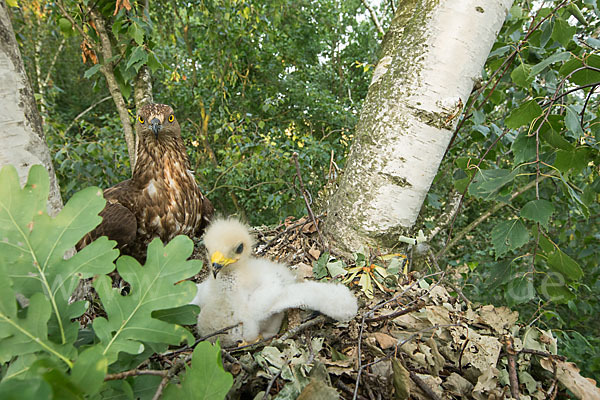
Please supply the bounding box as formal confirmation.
[163,341,233,400]
[93,236,202,364]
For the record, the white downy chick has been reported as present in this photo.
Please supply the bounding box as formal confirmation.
[191,218,358,346]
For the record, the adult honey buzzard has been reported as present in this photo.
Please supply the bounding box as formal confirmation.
[77,103,214,261]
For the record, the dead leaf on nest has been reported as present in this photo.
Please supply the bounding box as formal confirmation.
[302,220,318,234]
[371,332,397,349]
[284,215,297,227]
[540,358,600,400]
[308,244,321,260]
[468,305,519,334]
[292,262,314,280]
[443,372,474,397]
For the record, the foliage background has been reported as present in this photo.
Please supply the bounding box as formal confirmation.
[8,0,600,382]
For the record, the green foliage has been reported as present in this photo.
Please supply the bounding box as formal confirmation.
[163,342,233,400]
[313,251,405,299]
[428,0,599,375]
[0,165,232,399]
[12,0,379,225]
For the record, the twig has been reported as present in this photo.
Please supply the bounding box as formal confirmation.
[519,348,566,360]
[436,176,551,259]
[503,335,521,400]
[579,84,598,129]
[152,358,187,400]
[292,152,326,250]
[364,301,425,323]
[257,217,312,255]
[64,95,112,133]
[262,360,289,399]
[409,370,442,400]
[367,271,444,316]
[164,323,241,356]
[279,314,328,341]
[360,0,385,35]
[427,250,471,305]
[336,380,369,400]
[426,190,462,243]
[104,369,167,381]
[353,313,367,400]
[444,127,510,248]
[446,0,569,153]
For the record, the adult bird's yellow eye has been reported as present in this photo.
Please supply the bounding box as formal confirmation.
[168,114,174,122]
[138,116,144,124]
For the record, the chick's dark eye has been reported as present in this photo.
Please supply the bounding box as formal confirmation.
[235,243,244,254]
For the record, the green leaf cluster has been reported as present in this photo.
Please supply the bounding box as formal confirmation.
[0,165,232,399]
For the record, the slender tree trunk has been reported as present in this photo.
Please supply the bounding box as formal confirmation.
[89,9,137,169]
[325,0,513,252]
[0,1,63,215]
[134,65,153,108]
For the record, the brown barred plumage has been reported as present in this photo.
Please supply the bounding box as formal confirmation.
[77,103,214,261]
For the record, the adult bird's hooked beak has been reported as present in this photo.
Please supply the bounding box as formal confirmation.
[211,250,236,278]
[150,118,162,138]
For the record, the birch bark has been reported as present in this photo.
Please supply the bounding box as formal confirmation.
[0,1,63,216]
[325,0,513,252]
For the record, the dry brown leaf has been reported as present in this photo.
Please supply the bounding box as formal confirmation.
[113,0,132,16]
[308,244,321,260]
[540,358,600,400]
[292,262,314,280]
[302,220,317,233]
[372,332,397,349]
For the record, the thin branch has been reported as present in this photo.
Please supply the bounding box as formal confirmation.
[446,0,570,154]
[360,0,385,36]
[427,190,462,243]
[409,369,443,400]
[364,300,424,323]
[164,323,242,357]
[436,176,551,259]
[64,95,112,133]
[292,152,326,250]
[279,314,328,341]
[43,37,66,87]
[579,84,598,129]
[444,127,510,247]
[152,358,186,400]
[105,369,167,381]
[503,335,521,400]
[262,361,289,400]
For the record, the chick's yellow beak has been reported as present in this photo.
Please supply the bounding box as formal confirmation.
[211,251,237,278]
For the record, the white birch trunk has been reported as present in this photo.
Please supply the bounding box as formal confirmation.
[0,1,63,215]
[325,0,513,252]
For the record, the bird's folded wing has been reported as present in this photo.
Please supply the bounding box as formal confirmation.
[263,281,358,322]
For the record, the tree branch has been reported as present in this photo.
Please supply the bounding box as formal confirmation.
[360,0,385,36]
[436,176,550,259]
[64,95,112,133]
[88,9,136,170]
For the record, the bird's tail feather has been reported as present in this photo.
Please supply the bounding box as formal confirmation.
[265,281,358,322]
